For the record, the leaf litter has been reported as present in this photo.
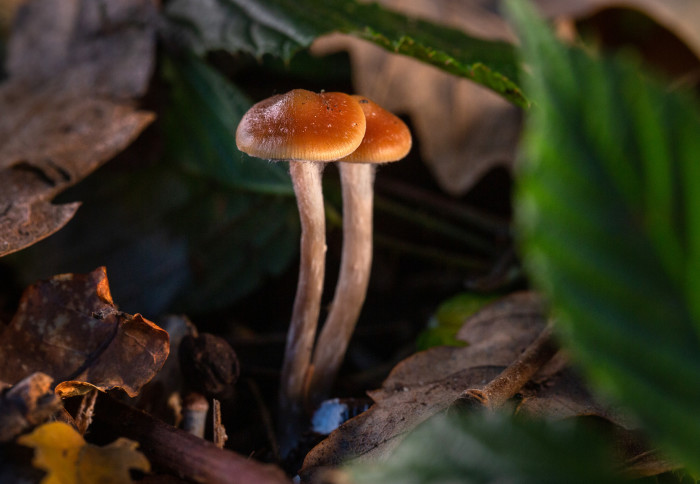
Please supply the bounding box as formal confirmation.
[0,0,156,257]
[0,267,169,398]
[300,292,674,481]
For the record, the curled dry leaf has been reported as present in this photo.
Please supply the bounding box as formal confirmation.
[0,267,169,398]
[0,0,156,257]
[300,292,663,481]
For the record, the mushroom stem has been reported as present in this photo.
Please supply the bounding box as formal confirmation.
[308,162,375,407]
[279,160,327,456]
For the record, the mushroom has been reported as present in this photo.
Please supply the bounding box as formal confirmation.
[307,96,411,406]
[235,89,366,453]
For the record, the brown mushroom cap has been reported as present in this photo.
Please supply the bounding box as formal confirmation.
[339,95,412,164]
[236,89,367,162]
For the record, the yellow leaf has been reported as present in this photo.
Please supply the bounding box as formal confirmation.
[18,421,150,484]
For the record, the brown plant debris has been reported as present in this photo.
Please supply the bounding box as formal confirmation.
[0,0,157,257]
[0,372,62,443]
[300,292,662,480]
[0,267,169,398]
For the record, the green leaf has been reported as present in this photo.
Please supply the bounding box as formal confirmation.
[173,184,299,311]
[349,412,621,484]
[162,53,294,196]
[509,0,700,471]
[164,0,527,107]
[416,293,496,350]
[161,53,300,311]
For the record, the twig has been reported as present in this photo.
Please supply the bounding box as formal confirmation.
[375,178,511,237]
[212,399,227,449]
[462,324,557,409]
[93,394,290,484]
[374,196,499,255]
[374,233,490,270]
[75,388,98,435]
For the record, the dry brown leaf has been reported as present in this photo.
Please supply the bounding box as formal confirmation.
[301,292,546,472]
[300,292,662,480]
[0,267,169,398]
[0,0,156,257]
[536,0,700,60]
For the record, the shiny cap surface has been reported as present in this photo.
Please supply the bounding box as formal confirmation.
[236,89,367,162]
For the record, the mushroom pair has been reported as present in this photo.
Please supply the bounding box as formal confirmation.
[236,89,411,452]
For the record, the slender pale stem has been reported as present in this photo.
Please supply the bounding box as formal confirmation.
[279,160,326,457]
[308,162,375,407]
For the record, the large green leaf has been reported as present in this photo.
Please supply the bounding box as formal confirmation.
[509,1,700,471]
[162,54,294,195]
[349,412,620,484]
[162,53,300,311]
[164,0,526,107]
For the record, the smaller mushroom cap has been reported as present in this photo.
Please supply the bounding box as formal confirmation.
[236,89,366,162]
[339,96,412,164]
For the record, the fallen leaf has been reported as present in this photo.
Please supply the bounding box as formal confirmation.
[536,0,700,60]
[0,372,62,443]
[301,292,661,480]
[135,315,195,425]
[0,0,156,257]
[18,421,150,484]
[0,267,169,398]
[301,292,546,471]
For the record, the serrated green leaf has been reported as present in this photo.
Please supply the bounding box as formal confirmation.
[164,0,527,107]
[349,412,620,484]
[508,0,700,471]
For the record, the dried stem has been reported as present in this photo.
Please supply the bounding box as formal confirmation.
[75,388,98,435]
[212,399,227,448]
[93,394,290,484]
[279,160,326,456]
[462,324,557,409]
[375,178,511,237]
[308,162,374,407]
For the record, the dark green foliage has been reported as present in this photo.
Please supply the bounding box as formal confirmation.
[163,0,527,106]
[509,0,700,472]
[416,293,496,350]
[162,54,294,195]
[161,54,300,311]
[350,412,621,484]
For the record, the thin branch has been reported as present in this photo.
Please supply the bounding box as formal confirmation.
[462,324,557,409]
[93,394,290,484]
